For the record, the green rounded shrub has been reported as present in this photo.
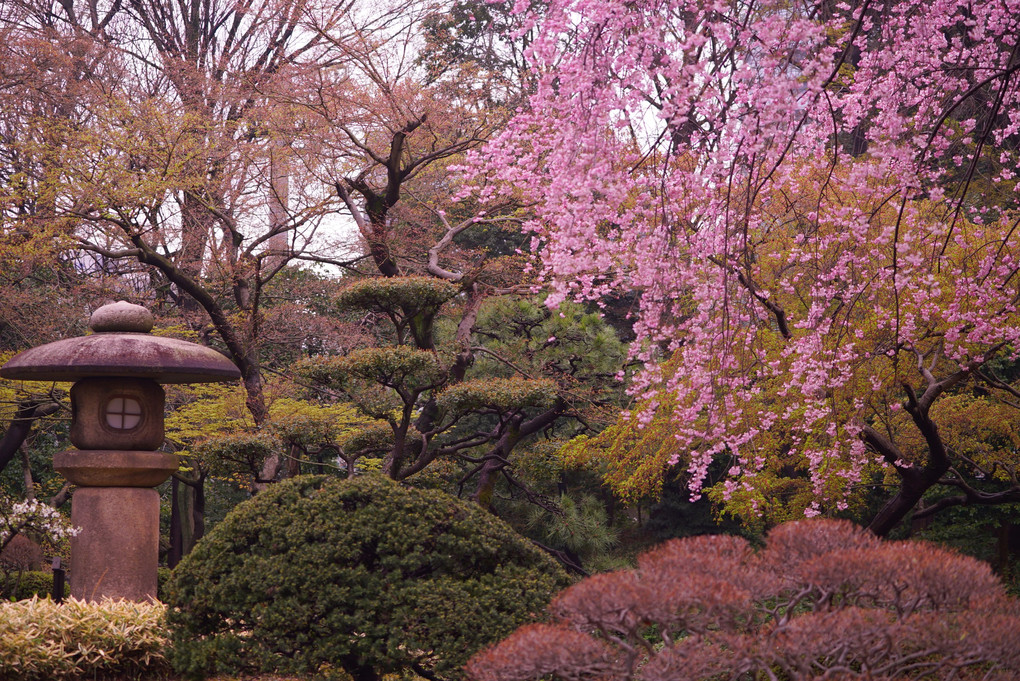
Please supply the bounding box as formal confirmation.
[156,567,171,601]
[1,571,68,601]
[335,276,459,314]
[166,474,569,681]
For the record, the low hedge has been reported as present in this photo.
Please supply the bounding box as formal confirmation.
[0,596,170,680]
[2,568,169,602]
[1,570,69,600]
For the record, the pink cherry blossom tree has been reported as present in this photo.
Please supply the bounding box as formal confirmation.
[468,0,1020,534]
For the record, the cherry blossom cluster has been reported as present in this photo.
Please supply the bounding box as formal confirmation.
[464,0,1020,516]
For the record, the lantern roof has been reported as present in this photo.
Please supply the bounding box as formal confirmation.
[0,302,241,384]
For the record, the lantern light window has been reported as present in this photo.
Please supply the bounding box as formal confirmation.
[106,397,142,430]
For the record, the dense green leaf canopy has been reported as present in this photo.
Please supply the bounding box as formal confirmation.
[297,347,444,390]
[166,474,569,680]
[335,276,460,315]
[438,377,558,414]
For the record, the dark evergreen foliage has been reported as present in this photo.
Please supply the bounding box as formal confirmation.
[166,474,569,681]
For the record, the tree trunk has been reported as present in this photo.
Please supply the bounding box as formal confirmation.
[266,139,290,271]
[863,394,953,537]
[169,474,206,565]
[192,476,205,544]
[169,476,182,568]
[180,479,195,556]
[285,444,301,478]
[867,464,947,537]
[178,191,212,314]
[19,445,34,501]
[471,405,565,509]
[472,456,503,510]
[0,401,60,476]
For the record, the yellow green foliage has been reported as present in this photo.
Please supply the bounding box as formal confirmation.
[0,351,70,423]
[704,471,819,533]
[148,323,200,341]
[164,382,252,451]
[0,596,170,680]
[163,383,256,482]
[335,276,459,314]
[930,393,1020,481]
[437,378,558,414]
[267,398,374,448]
[860,390,1020,491]
[193,432,280,480]
[564,396,880,526]
[560,396,684,504]
[512,440,572,484]
[338,421,394,454]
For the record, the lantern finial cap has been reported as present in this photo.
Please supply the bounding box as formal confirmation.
[1,301,240,383]
[89,302,154,333]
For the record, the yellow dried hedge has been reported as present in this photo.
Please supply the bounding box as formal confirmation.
[0,596,170,680]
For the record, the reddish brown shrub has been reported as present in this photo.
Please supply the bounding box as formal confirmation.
[0,534,43,572]
[789,541,1005,614]
[464,624,619,681]
[466,519,1020,681]
[638,637,737,681]
[756,518,880,579]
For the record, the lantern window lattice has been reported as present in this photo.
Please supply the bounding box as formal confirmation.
[105,396,142,430]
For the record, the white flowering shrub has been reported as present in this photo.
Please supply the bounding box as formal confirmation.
[0,496,78,553]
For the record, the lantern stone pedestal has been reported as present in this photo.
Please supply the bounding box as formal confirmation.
[55,449,179,601]
[0,301,240,601]
[66,488,161,601]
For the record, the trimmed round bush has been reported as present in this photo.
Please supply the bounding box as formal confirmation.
[166,474,569,681]
[467,519,1020,681]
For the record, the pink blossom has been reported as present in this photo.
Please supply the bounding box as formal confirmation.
[459,0,1020,520]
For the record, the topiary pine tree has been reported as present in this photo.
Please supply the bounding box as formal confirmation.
[166,474,570,681]
[296,281,626,509]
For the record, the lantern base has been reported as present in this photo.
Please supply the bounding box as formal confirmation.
[69,487,160,602]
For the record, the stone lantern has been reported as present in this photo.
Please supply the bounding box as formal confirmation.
[0,302,240,601]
